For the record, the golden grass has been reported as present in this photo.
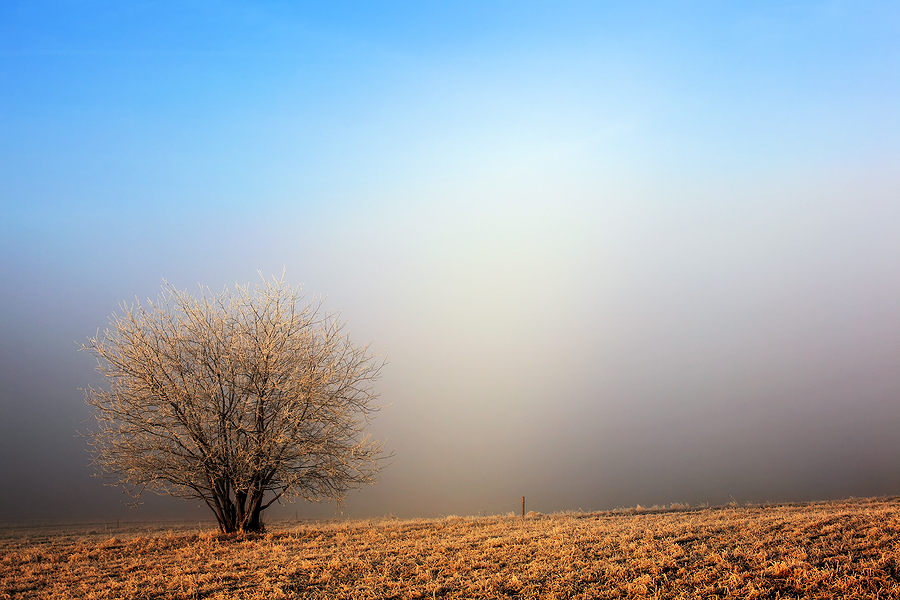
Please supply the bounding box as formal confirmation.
[3,497,900,599]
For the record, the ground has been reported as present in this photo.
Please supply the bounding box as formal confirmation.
[2,497,900,599]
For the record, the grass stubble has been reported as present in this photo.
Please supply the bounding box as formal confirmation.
[2,497,900,599]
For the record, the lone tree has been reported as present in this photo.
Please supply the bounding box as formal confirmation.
[83,278,386,533]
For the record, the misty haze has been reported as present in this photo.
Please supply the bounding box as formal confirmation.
[1,1,899,598]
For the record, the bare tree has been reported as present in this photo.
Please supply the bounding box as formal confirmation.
[82,277,386,533]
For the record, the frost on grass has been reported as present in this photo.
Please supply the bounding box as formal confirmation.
[3,497,900,599]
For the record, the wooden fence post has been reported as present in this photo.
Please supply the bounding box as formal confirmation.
[522,496,525,517]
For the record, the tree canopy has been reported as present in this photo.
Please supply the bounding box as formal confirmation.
[83,278,385,533]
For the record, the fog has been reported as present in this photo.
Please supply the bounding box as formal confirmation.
[1,1,899,522]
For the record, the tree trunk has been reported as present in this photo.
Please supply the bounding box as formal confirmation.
[246,505,263,532]
[211,488,266,534]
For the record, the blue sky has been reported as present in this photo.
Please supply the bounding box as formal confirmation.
[1,1,899,520]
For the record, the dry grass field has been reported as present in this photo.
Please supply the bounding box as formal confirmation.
[3,497,900,599]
